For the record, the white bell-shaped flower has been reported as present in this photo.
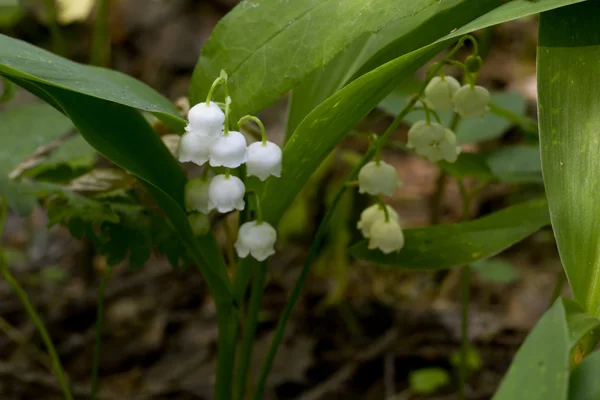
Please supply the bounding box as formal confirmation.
[235,221,277,261]
[407,121,446,150]
[209,130,248,168]
[453,85,490,118]
[407,121,459,163]
[184,177,210,214]
[208,174,245,213]
[178,131,215,166]
[186,101,225,137]
[424,76,460,111]
[357,204,399,238]
[188,213,210,236]
[246,141,282,181]
[368,219,405,254]
[358,161,398,196]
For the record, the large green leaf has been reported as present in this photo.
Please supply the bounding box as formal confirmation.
[0,103,73,214]
[349,199,549,269]
[190,0,444,119]
[570,351,600,400]
[538,1,600,317]
[493,298,600,400]
[0,34,185,130]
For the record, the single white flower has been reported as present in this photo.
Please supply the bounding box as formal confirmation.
[235,221,277,261]
[407,121,446,150]
[209,130,248,168]
[178,131,215,166]
[453,85,490,118]
[208,174,245,213]
[408,121,459,163]
[184,177,210,214]
[424,76,461,111]
[357,204,399,238]
[368,219,405,254]
[186,101,225,137]
[358,161,398,196]
[246,141,282,181]
[420,128,459,163]
[188,213,210,236]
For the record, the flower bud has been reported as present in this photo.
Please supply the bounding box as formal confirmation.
[188,213,210,236]
[208,174,245,213]
[235,221,277,261]
[424,76,460,110]
[368,219,405,254]
[465,55,483,74]
[357,204,399,239]
[246,141,282,181]
[453,85,490,118]
[184,177,210,214]
[358,161,398,196]
[178,131,214,166]
[209,131,248,168]
[186,101,225,138]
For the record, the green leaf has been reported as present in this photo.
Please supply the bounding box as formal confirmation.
[472,258,520,284]
[570,351,600,400]
[439,152,494,181]
[190,0,443,120]
[0,34,185,130]
[487,145,542,184]
[538,1,600,317]
[492,298,599,400]
[409,368,450,395]
[0,103,73,214]
[349,199,549,269]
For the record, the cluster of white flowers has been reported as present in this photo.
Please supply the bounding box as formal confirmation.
[408,75,490,164]
[356,161,405,254]
[179,75,283,262]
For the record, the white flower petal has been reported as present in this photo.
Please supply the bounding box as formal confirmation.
[209,131,248,168]
[357,204,399,238]
[208,174,246,213]
[407,121,446,150]
[235,221,277,261]
[424,76,460,111]
[187,101,225,137]
[368,219,405,254]
[358,161,398,196]
[178,132,214,166]
[453,85,490,118]
[247,141,282,181]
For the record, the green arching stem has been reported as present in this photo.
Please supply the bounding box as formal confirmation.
[239,115,268,145]
[91,266,113,400]
[375,196,391,222]
[0,199,73,400]
[42,0,66,56]
[233,261,268,400]
[0,77,16,104]
[251,37,471,400]
[459,264,471,400]
[423,100,432,124]
[206,76,227,106]
[225,168,231,179]
[90,0,111,67]
[246,190,264,223]
[202,165,211,180]
[224,96,232,136]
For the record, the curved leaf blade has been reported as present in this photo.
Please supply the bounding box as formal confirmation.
[349,199,549,269]
[493,298,599,400]
[538,1,600,317]
[0,34,185,130]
